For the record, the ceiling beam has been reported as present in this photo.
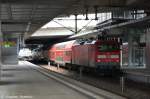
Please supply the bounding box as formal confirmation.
[6,3,12,19]
[2,0,74,5]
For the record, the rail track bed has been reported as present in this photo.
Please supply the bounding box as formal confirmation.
[31,61,150,99]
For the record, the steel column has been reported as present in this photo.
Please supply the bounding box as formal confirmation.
[79,67,83,79]
[128,35,133,66]
[0,20,2,81]
[0,3,2,80]
[75,14,78,34]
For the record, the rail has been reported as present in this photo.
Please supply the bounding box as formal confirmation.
[126,71,150,83]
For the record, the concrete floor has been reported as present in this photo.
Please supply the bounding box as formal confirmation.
[0,61,90,99]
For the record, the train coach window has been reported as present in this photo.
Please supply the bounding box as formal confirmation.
[50,52,54,56]
[65,51,71,56]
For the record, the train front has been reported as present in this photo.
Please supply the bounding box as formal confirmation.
[95,38,121,73]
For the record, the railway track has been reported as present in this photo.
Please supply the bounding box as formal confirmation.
[30,60,150,99]
[25,61,126,99]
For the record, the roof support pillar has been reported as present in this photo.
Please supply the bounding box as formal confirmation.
[75,14,78,34]
[128,35,133,66]
[0,20,2,81]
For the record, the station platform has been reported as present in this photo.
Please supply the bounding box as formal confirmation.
[0,61,90,99]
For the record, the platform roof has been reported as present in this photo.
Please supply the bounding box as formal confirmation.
[1,0,150,39]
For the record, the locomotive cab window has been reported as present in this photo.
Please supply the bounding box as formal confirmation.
[98,44,119,52]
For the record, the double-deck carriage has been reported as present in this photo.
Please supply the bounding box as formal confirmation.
[48,40,75,66]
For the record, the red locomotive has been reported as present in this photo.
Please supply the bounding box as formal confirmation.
[48,37,121,73]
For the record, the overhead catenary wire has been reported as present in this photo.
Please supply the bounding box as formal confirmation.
[52,20,75,33]
[77,19,94,33]
[53,16,100,34]
[53,19,97,33]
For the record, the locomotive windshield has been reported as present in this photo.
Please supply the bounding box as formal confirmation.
[98,43,119,52]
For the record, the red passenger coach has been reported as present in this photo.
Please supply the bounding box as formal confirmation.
[49,40,75,65]
[49,46,56,62]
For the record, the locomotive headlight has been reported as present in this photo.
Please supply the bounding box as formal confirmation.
[111,55,119,58]
[97,55,106,58]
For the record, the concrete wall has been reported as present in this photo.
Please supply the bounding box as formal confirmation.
[2,45,18,65]
[1,36,18,65]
